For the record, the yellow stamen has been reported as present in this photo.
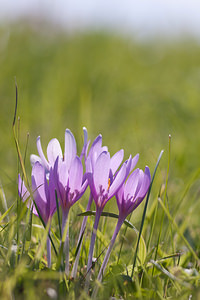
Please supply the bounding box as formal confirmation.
[107,178,111,191]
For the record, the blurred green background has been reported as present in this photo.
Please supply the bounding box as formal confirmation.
[0,23,200,204]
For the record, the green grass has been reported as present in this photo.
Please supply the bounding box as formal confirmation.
[0,22,200,299]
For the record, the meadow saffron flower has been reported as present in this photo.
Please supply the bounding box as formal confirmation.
[85,150,128,289]
[116,166,151,218]
[92,166,151,297]
[54,155,88,274]
[18,161,57,267]
[28,128,89,273]
[30,127,88,173]
[54,156,88,213]
[72,133,112,278]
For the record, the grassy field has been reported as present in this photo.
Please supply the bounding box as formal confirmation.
[0,23,200,299]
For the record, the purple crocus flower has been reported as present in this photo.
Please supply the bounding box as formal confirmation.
[92,165,151,296]
[54,156,88,214]
[18,161,57,267]
[54,155,88,275]
[85,150,128,289]
[87,151,127,211]
[116,166,151,219]
[18,162,57,224]
[30,127,88,174]
[71,133,110,279]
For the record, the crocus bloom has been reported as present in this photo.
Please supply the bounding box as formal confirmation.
[54,156,88,214]
[85,150,128,289]
[18,162,57,267]
[30,127,88,173]
[30,127,88,274]
[54,155,88,275]
[92,166,151,297]
[116,166,151,219]
[71,133,110,278]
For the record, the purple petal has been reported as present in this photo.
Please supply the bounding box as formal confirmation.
[87,171,98,201]
[80,127,90,160]
[108,162,127,199]
[130,153,139,172]
[86,157,98,200]
[55,158,69,205]
[115,184,124,209]
[88,134,102,166]
[69,156,83,192]
[18,174,39,216]
[57,159,69,188]
[83,127,88,146]
[18,174,30,201]
[93,151,110,193]
[85,156,92,174]
[31,162,49,219]
[79,178,88,196]
[47,138,63,166]
[89,135,102,155]
[30,154,42,167]
[48,168,57,217]
[71,178,88,206]
[37,136,50,171]
[31,162,46,202]
[64,129,77,169]
[124,169,142,200]
[137,166,151,198]
[110,149,124,175]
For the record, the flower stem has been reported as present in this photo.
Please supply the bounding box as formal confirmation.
[46,233,51,268]
[71,193,93,279]
[61,209,70,275]
[85,208,101,292]
[91,217,124,298]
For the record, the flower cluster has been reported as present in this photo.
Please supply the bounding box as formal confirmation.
[18,127,151,288]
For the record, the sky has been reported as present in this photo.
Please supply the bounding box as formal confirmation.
[1,0,200,40]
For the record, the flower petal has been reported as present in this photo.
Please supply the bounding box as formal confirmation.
[124,168,141,200]
[47,138,63,166]
[31,162,46,200]
[137,166,151,198]
[86,157,98,200]
[130,153,139,172]
[37,136,50,171]
[18,174,30,201]
[108,162,126,199]
[116,184,124,209]
[30,154,42,167]
[31,162,48,220]
[110,149,124,175]
[69,156,83,192]
[64,129,77,169]
[48,167,57,217]
[88,134,102,166]
[54,158,69,206]
[80,127,90,160]
[93,151,110,193]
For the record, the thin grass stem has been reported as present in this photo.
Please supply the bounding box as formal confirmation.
[131,150,164,278]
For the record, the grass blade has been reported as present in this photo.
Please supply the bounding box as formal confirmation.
[78,211,137,230]
[158,198,199,262]
[131,149,164,277]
